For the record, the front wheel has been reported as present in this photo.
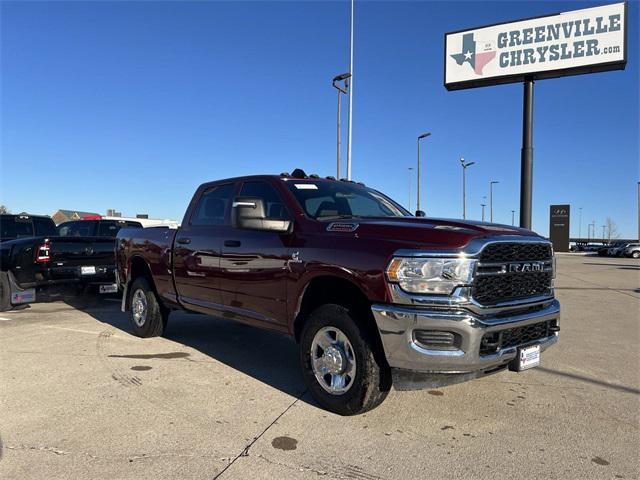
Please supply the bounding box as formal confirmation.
[299,304,391,416]
[632,251,640,259]
[128,277,169,338]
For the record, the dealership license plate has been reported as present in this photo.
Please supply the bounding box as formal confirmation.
[11,289,36,304]
[517,345,541,371]
[99,284,118,294]
[81,266,96,275]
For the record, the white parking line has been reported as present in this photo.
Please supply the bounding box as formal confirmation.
[0,317,12,321]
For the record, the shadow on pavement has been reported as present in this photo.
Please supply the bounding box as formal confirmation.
[537,366,640,395]
[63,294,311,406]
[583,262,640,269]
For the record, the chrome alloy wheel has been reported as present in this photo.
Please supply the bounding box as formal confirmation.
[131,289,147,327]
[310,326,357,395]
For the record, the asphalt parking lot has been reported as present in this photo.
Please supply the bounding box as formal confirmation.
[1,255,638,480]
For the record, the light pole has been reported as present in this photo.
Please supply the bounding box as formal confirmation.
[511,210,516,226]
[460,157,475,219]
[578,207,583,239]
[481,203,486,222]
[407,167,414,212]
[332,73,351,179]
[637,182,639,240]
[416,132,431,213]
[346,0,354,180]
[489,181,499,223]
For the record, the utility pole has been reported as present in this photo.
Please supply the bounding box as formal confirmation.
[460,157,475,220]
[489,181,499,223]
[346,0,354,180]
[511,210,515,226]
[637,182,640,241]
[481,203,486,222]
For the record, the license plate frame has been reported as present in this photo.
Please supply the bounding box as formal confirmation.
[81,266,96,276]
[516,344,541,371]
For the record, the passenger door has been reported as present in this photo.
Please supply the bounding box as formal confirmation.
[172,183,236,314]
[219,180,291,328]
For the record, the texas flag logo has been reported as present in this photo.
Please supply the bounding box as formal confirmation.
[451,32,496,75]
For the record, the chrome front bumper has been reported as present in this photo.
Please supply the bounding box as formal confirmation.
[371,299,560,376]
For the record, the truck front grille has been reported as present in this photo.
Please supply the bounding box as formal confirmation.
[472,271,552,305]
[471,242,553,305]
[479,242,552,262]
[480,320,557,355]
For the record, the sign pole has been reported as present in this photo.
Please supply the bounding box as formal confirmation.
[520,78,534,229]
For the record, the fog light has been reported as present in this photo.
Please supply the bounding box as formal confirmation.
[413,330,461,350]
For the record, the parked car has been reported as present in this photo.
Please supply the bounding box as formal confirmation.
[0,214,57,242]
[116,169,560,415]
[621,243,640,258]
[0,218,143,311]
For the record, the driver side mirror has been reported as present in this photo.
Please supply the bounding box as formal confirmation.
[232,197,291,233]
[415,210,426,217]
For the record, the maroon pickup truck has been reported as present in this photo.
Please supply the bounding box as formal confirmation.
[116,169,560,415]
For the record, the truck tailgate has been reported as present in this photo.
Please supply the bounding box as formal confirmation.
[48,237,116,282]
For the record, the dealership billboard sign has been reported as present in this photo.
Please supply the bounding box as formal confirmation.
[549,205,571,253]
[445,2,627,90]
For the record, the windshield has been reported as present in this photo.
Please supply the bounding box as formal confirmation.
[284,180,410,219]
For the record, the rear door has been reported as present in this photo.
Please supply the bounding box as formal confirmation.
[172,182,237,313]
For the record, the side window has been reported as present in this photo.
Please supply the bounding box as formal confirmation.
[191,184,235,226]
[33,217,57,236]
[240,181,289,220]
[57,221,96,237]
[0,217,17,240]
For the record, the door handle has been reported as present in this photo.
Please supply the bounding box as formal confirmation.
[224,240,241,247]
[177,238,191,245]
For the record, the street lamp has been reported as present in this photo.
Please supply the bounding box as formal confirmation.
[481,203,486,222]
[578,207,583,239]
[416,132,431,213]
[489,181,499,223]
[637,182,639,241]
[332,72,351,179]
[460,157,475,219]
[511,210,516,226]
[407,167,414,212]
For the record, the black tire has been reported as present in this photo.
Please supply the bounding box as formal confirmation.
[128,276,168,338]
[299,304,391,416]
[0,272,13,312]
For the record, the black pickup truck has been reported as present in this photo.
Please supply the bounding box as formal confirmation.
[0,215,142,311]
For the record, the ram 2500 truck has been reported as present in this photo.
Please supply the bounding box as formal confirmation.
[116,170,560,415]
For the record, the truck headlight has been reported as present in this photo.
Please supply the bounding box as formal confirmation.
[386,257,476,295]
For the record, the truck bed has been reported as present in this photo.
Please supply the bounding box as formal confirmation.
[116,227,178,305]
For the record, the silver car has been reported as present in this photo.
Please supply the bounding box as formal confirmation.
[621,243,640,259]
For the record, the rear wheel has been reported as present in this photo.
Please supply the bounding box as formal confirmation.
[128,277,168,337]
[0,272,12,312]
[632,251,640,259]
[299,304,391,416]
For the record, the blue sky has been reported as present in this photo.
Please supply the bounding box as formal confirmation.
[1,1,638,238]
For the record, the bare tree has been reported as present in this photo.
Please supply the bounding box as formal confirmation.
[0,205,9,214]
[606,217,620,241]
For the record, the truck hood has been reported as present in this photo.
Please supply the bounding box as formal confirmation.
[328,217,542,251]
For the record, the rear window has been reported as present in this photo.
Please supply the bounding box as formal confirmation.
[57,221,96,237]
[97,221,142,237]
[0,215,33,240]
